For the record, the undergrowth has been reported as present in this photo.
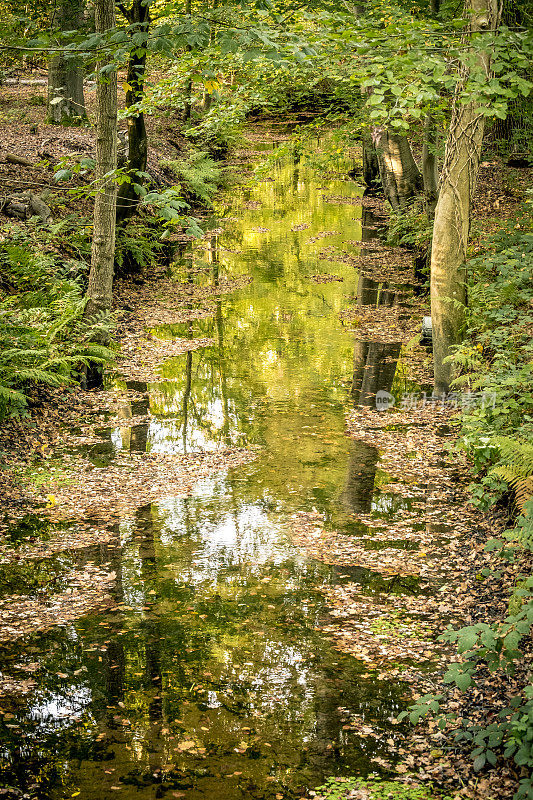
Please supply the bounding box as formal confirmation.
[403,205,533,800]
[0,226,114,419]
[450,208,533,511]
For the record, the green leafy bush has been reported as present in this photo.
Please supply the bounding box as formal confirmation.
[386,206,433,252]
[114,220,171,275]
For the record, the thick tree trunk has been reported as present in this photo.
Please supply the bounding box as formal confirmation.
[430,0,501,394]
[422,114,439,219]
[47,0,86,124]
[373,129,423,210]
[116,0,150,223]
[83,0,117,384]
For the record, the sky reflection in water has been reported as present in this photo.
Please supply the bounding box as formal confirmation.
[0,142,418,800]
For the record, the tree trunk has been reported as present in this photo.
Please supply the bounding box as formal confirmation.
[422,114,439,219]
[116,0,150,223]
[430,0,501,394]
[47,0,86,124]
[183,0,193,120]
[83,0,117,387]
[373,128,423,210]
[201,0,218,113]
[362,130,380,191]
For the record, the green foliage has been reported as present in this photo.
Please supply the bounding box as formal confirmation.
[114,220,169,274]
[0,234,114,418]
[161,151,224,207]
[402,213,533,799]
[27,93,45,106]
[490,437,533,512]
[448,215,533,509]
[386,207,433,251]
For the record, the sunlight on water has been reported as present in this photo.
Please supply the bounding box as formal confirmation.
[0,136,417,800]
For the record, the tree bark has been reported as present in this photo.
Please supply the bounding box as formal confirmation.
[83,0,117,385]
[183,0,193,120]
[116,0,150,223]
[422,114,439,219]
[47,0,86,124]
[373,128,423,210]
[362,130,380,191]
[430,0,502,394]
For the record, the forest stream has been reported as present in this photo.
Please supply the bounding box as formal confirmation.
[0,133,431,799]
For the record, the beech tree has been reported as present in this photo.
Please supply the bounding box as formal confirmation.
[430,0,502,393]
[83,0,117,379]
[116,0,151,222]
[47,0,87,124]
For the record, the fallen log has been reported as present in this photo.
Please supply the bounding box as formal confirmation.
[0,198,28,219]
[5,153,34,167]
[0,193,53,223]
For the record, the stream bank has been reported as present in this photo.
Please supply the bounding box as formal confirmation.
[0,123,523,800]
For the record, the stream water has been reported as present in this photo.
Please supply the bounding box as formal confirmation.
[0,137,423,799]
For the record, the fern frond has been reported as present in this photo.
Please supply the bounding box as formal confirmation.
[11,368,64,386]
[490,437,533,512]
[493,437,533,473]
[0,383,26,402]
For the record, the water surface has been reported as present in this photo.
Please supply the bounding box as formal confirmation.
[0,137,419,800]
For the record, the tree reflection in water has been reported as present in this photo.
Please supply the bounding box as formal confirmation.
[0,138,423,800]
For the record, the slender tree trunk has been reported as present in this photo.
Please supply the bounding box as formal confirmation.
[362,130,381,191]
[373,128,423,209]
[202,0,218,112]
[422,114,439,219]
[116,0,150,223]
[430,0,502,393]
[83,0,117,387]
[183,0,193,120]
[47,0,86,124]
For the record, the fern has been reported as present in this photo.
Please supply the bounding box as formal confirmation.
[491,437,533,512]
[161,151,223,206]
[0,239,115,418]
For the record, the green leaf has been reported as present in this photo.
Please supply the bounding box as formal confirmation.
[54,169,72,183]
[473,754,486,771]
[456,673,472,691]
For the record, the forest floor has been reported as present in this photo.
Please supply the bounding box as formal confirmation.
[295,163,532,800]
[0,81,532,800]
